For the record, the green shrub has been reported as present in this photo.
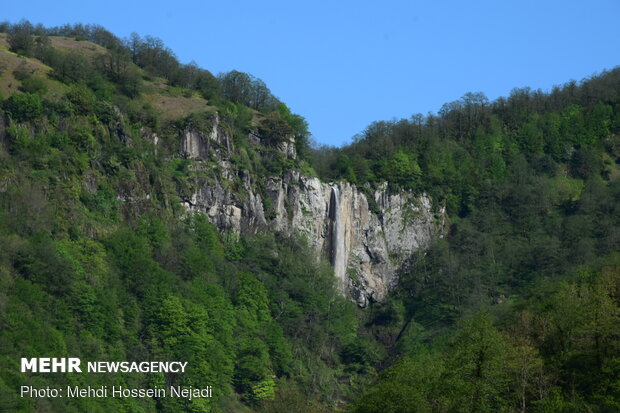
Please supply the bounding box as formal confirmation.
[3,93,42,122]
[19,76,48,96]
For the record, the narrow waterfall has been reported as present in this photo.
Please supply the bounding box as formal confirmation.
[330,185,346,290]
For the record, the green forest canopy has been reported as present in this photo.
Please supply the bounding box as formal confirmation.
[0,20,619,412]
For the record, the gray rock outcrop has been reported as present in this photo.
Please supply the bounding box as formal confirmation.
[180,116,445,306]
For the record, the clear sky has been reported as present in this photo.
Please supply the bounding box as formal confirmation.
[3,0,619,146]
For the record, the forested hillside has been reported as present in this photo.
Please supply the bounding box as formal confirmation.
[312,68,620,411]
[0,21,370,412]
[0,20,619,413]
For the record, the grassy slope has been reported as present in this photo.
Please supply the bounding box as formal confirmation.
[0,34,214,121]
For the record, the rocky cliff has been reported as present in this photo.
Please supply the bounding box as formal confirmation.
[180,115,445,306]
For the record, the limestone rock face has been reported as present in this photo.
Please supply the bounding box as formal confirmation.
[181,114,233,159]
[181,118,445,306]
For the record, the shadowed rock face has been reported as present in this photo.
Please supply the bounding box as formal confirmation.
[180,116,445,306]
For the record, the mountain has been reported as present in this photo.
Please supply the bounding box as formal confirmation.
[1,21,619,413]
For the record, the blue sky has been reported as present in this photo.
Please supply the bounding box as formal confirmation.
[3,0,619,146]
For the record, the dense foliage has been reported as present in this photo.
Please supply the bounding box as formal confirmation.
[311,71,620,411]
[0,19,619,412]
[0,22,366,413]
